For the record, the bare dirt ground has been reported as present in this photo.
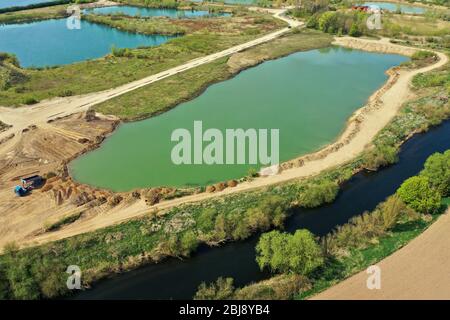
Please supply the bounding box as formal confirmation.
[312,209,450,300]
[0,37,447,251]
[0,113,119,248]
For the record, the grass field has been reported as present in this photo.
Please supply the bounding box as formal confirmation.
[381,14,450,37]
[0,4,69,24]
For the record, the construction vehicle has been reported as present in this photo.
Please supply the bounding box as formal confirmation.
[14,175,43,197]
[14,185,29,197]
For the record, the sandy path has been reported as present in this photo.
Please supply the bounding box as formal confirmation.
[15,38,448,249]
[312,209,450,300]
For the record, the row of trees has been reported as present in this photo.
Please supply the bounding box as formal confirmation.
[307,10,368,36]
[397,150,450,213]
[253,150,449,280]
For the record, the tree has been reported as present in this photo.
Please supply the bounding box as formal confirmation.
[349,23,361,37]
[318,11,338,33]
[397,176,441,214]
[420,150,450,197]
[256,230,324,275]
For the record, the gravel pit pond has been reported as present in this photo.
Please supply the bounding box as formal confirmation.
[70,46,407,191]
[0,18,175,67]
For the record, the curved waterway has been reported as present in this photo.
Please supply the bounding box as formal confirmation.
[0,19,174,67]
[83,5,231,18]
[74,120,450,299]
[70,47,407,191]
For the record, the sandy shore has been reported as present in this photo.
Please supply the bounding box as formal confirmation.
[311,209,450,300]
[14,37,448,249]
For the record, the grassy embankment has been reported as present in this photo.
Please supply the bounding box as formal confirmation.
[93,29,333,120]
[0,47,448,299]
[0,4,70,24]
[82,13,188,36]
[0,8,285,106]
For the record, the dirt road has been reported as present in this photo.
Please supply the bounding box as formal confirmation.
[14,38,448,249]
[0,9,301,142]
[312,209,450,300]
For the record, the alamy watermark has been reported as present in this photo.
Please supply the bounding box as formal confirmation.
[171,121,280,174]
[66,265,82,290]
[366,5,383,30]
[366,265,381,290]
[66,5,81,30]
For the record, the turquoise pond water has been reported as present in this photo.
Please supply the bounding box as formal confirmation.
[71,46,408,191]
[0,19,174,67]
[83,5,231,18]
[361,2,426,14]
[0,0,56,10]
[191,0,256,5]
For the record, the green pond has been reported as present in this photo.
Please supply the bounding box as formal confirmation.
[70,46,407,191]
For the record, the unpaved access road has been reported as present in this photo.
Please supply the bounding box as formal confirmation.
[0,9,301,142]
[312,209,450,300]
[15,38,449,249]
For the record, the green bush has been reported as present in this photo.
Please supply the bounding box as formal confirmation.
[397,176,442,214]
[22,97,39,105]
[363,145,398,170]
[420,150,450,197]
[194,277,235,300]
[256,229,324,275]
[412,50,436,61]
[298,180,339,208]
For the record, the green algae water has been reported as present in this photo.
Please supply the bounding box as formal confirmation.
[70,47,407,191]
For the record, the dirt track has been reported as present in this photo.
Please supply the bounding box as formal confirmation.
[0,9,300,143]
[8,37,446,249]
[312,209,450,300]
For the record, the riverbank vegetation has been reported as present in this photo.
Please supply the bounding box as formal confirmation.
[0,9,284,106]
[82,13,188,36]
[195,150,450,299]
[0,4,70,24]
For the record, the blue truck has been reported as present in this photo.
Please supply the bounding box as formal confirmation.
[14,175,43,197]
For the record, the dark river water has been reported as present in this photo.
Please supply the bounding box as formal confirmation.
[75,120,450,300]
